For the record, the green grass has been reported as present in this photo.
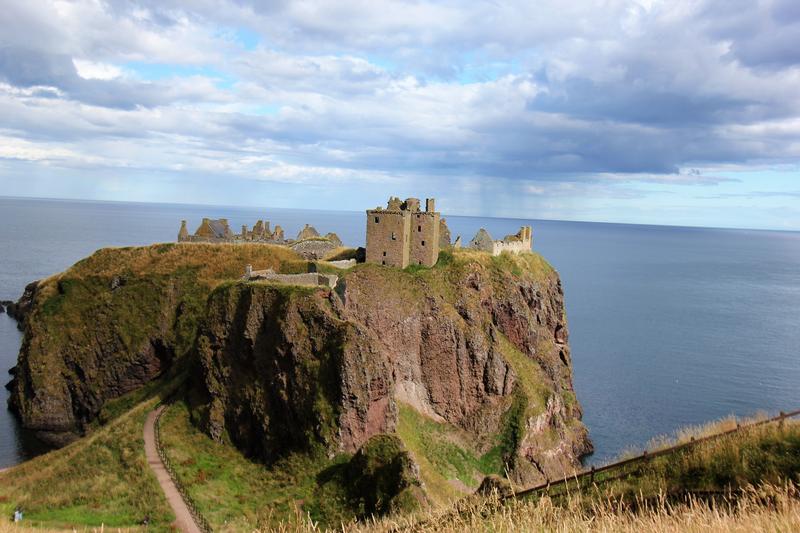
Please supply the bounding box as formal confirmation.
[395,402,529,506]
[397,404,484,490]
[632,420,800,495]
[158,399,356,531]
[528,418,800,504]
[495,334,553,413]
[0,399,173,531]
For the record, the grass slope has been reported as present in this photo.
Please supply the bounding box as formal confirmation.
[158,399,355,531]
[339,418,800,532]
[0,398,172,530]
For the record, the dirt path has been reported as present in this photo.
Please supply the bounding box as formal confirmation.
[144,406,203,533]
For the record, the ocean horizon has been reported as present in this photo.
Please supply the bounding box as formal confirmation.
[2,196,799,469]
[4,194,798,235]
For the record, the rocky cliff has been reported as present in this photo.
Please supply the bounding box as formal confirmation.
[6,243,298,445]
[7,242,591,506]
[192,250,591,493]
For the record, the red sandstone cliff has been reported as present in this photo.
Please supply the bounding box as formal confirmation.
[194,252,591,488]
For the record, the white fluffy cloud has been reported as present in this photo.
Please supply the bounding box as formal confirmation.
[0,0,799,225]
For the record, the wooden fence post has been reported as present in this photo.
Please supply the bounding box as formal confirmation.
[590,465,595,484]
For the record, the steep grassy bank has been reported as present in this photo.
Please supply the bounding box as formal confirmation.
[256,418,800,532]
[580,416,800,501]
[0,397,172,530]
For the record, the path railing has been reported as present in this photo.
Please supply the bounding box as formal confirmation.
[509,408,800,501]
[153,403,214,533]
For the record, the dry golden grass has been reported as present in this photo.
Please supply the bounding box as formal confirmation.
[615,412,772,460]
[33,242,300,304]
[256,483,800,533]
[4,485,799,533]
[68,243,299,282]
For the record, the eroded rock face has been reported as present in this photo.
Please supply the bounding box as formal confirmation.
[195,258,592,486]
[8,278,184,445]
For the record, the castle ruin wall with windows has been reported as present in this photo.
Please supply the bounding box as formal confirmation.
[366,197,443,268]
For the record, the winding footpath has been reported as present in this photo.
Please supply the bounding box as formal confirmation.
[144,406,203,533]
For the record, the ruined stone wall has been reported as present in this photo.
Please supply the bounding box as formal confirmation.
[409,211,440,266]
[249,271,339,288]
[469,228,496,253]
[469,226,533,256]
[365,210,411,267]
[289,238,338,260]
[492,239,530,255]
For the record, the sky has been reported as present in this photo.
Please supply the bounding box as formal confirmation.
[0,1,799,230]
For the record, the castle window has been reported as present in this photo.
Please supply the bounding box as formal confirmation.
[391,232,396,240]
[418,225,421,232]
[421,240,426,246]
[382,260,386,265]
[383,251,387,257]
[375,216,380,223]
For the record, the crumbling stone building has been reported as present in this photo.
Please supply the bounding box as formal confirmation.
[178,217,344,260]
[179,218,285,244]
[469,226,533,256]
[365,197,447,268]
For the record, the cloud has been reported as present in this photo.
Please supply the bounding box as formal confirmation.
[695,190,800,199]
[0,0,799,228]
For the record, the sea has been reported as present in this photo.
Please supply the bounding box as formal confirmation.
[1,196,799,469]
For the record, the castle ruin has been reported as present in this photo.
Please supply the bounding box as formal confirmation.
[178,218,287,244]
[177,198,532,274]
[468,226,533,256]
[178,218,343,260]
[365,197,450,268]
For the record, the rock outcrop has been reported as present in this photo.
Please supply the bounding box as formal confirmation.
[193,252,591,488]
[4,281,39,330]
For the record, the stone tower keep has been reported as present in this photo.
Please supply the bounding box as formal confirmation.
[366,196,441,268]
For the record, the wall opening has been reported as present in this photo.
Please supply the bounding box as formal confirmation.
[375,216,380,223]
[421,240,425,246]
[417,225,421,232]
[382,251,387,256]
[391,232,396,240]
